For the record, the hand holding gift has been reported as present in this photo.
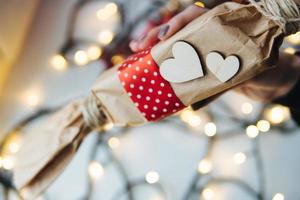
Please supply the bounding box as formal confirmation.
[131,1,300,105]
[13,1,300,199]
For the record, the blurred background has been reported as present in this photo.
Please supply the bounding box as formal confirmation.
[0,0,300,199]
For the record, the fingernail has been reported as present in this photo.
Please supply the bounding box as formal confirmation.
[158,25,170,40]
[138,34,147,42]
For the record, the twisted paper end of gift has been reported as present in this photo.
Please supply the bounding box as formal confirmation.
[249,0,300,35]
[81,92,108,130]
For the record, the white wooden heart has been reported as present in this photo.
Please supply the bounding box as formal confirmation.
[206,52,240,83]
[159,41,204,83]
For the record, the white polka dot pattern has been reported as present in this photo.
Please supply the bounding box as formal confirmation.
[118,48,186,121]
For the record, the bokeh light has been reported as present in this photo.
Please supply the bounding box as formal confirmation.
[50,54,68,71]
[145,171,160,184]
[88,161,104,181]
[246,125,259,138]
[198,159,212,174]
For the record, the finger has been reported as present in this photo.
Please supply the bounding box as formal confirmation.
[136,26,161,50]
[129,34,147,52]
[130,4,207,52]
[159,5,208,41]
[129,26,161,52]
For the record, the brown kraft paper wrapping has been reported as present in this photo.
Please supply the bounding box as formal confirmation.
[13,2,286,199]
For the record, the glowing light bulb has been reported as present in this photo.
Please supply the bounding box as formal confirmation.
[256,120,271,132]
[198,159,212,174]
[180,109,202,127]
[233,152,247,165]
[26,94,40,107]
[286,31,300,44]
[98,30,114,45]
[74,50,89,66]
[24,89,42,108]
[8,142,20,153]
[5,133,22,154]
[105,3,118,14]
[202,188,215,199]
[188,115,202,127]
[88,161,104,181]
[97,3,118,21]
[272,193,285,200]
[108,137,120,149]
[145,171,159,184]
[50,54,67,71]
[97,9,109,21]
[0,156,14,170]
[111,54,125,65]
[103,122,114,131]
[283,47,296,54]
[241,102,253,114]
[180,109,195,122]
[246,125,259,138]
[87,45,102,60]
[265,105,290,125]
[204,122,217,137]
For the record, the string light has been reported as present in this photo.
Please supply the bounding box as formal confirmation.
[108,137,120,149]
[105,3,118,14]
[97,3,118,21]
[198,159,212,174]
[0,156,14,170]
[145,171,160,184]
[111,54,125,65]
[233,152,247,165]
[246,125,259,138]
[202,188,215,200]
[87,45,103,61]
[180,109,195,122]
[2,132,22,155]
[98,30,114,45]
[204,122,217,137]
[50,54,68,71]
[8,141,21,154]
[283,47,296,54]
[103,122,114,131]
[188,115,202,127]
[74,50,89,66]
[180,109,203,128]
[3,2,297,199]
[23,89,43,108]
[256,120,271,132]
[241,102,253,114]
[286,31,300,44]
[264,105,290,125]
[272,193,285,200]
[88,161,104,181]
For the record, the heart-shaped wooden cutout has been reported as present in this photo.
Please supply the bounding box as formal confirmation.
[159,41,204,83]
[206,52,240,83]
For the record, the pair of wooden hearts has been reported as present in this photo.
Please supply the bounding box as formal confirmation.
[159,41,240,83]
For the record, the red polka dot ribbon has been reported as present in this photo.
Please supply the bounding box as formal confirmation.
[118,48,186,121]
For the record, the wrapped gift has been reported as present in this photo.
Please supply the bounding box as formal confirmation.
[13,1,300,199]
